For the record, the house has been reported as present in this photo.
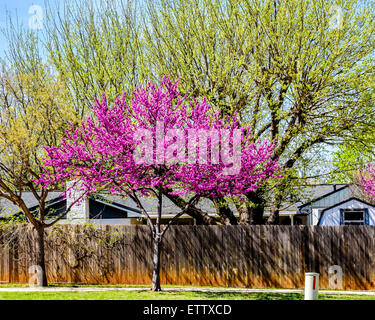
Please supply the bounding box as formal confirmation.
[265,184,349,225]
[1,184,374,226]
[0,190,142,225]
[0,190,215,225]
[298,184,375,226]
[0,186,302,225]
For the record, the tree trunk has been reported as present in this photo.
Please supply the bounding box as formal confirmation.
[151,185,162,292]
[212,197,237,225]
[163,191,218,225]
[35,226,48,287]
[266,188,284,225]
[151,236,161,292]
[238,190,266,225]
[266,205,280,225]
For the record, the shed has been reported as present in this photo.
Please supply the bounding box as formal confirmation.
[318,197,375,226]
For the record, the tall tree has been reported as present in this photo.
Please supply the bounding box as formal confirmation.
[4,0,375,225]
[44,0,145,115]
[143,0,375,223]
[0,63,84,286]
[40,78,280,290]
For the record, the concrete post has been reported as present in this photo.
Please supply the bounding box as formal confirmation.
[304,272,319,300]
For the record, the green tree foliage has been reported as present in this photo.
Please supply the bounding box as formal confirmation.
[0,61,83,285]
[44,0,146,115]
[330,129,375,183]
[142,0,375,223]
[2,0,375,225]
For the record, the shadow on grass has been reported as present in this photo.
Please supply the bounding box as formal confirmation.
[186,291,303,300]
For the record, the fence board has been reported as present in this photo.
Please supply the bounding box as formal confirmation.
[2,225,375,289]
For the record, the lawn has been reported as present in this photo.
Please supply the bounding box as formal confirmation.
[0,289,374,300]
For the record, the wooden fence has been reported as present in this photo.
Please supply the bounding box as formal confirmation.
[1,225,375,290]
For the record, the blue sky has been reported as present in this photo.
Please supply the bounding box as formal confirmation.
[0,0,109,59]
[0,0,47,58]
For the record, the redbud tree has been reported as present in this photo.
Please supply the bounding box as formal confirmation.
[39,78,281,291]
[359,165,375,199]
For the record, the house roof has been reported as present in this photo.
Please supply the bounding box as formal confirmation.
[0,191,64,218]
[95,194,220,216]
[0,191,220,219]
[275,184,348,212]
[320,197,375,214]
[0,184,354,219]
[298,184,349,209]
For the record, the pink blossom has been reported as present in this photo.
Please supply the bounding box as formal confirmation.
[39,77,282,199]
[358,164,375,199]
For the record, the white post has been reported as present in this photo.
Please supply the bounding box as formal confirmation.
[304,272,319,300]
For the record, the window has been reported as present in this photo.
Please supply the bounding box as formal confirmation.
[89,199,128,219]
[343,210,365,225]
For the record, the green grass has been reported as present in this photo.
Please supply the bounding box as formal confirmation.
[0,283,151,288]
[1,283,374,300]
[1,291,296,300]
[0,289,374,300]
